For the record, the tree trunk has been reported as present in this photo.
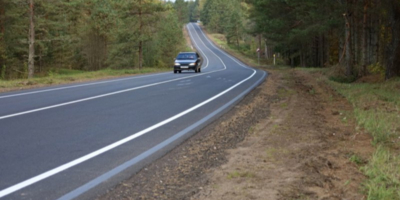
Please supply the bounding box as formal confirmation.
[385,1,400,79]
[265,39,269,59]
[289,50,294,67]
[371,0,379,64]
[352,4,358,68]
[0,0,4,70]
[314,36,318,67]
[319,34,324,67]
[139,41,143,69]
[361,0,369,75]
[236,28,239,49]
[258,34,261,57]
[0,1,4,41]
[138,0,143,70]
[344,11,353,77]
[28,0,35,78]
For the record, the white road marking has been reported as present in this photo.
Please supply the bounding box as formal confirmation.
[0,23,259,198]
[0,70,221,121]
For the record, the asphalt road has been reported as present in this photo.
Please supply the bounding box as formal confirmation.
[0,23,267,200]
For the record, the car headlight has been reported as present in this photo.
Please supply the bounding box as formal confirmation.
[189,63,196,66]
[174,63,180,66]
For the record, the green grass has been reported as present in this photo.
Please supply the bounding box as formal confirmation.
[0,67,169,92]
[349,154,365,165]
[328,77,400,199]
[362,146,400,200]
[329,79,400,145]
[297,67,329,74]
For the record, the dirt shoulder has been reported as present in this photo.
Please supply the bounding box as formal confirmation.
[98,67,374,200]
[193,69,374,200]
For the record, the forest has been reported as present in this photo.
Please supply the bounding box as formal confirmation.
[1,0,399,80]
[199,0,400,80]
[0,0,195,79]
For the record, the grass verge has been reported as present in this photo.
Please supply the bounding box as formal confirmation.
[203,26,400,200]
[328,78,400,200]
[0,67,169,93]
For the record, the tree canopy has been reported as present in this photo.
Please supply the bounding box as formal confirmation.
[197,0,400,79]
[0,0,186,79]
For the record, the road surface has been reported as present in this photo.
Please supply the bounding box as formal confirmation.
[0,23,266,200]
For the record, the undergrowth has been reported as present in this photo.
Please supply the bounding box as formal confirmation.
[207,33,284,67]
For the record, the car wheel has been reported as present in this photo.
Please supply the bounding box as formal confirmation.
[179,70,182,73]
[174,70,177,74]
[195,68,198,73]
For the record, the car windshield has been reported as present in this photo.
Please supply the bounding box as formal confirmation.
[176,53,196,60]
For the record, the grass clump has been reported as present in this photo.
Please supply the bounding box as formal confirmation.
[349,154,365,165]
[362,146,400,200]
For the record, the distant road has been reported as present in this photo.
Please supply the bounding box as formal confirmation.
[0,23,266,200]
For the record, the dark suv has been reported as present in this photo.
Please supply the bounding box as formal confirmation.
[173,52,202,73]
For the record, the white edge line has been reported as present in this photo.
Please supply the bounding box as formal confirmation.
[0,23,259,198]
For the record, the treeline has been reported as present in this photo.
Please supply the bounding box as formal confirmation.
[0,0,187,79]
[198,0,400,80]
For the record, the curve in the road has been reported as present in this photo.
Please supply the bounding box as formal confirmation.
[0,23,266,199]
